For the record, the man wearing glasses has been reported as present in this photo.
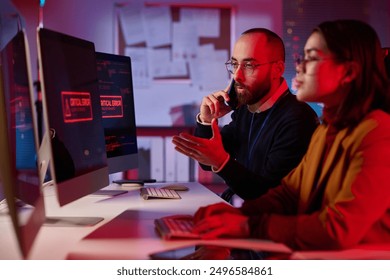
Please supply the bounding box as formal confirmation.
[172,28,318,202]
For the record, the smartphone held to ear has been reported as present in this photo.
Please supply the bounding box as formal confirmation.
[226,79,239,110]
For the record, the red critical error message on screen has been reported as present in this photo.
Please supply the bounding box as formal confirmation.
[100,95,123,119]
[61,91,93,123]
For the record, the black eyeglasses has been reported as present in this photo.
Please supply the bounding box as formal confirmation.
[295,55,334,74]
[225,60,277,75]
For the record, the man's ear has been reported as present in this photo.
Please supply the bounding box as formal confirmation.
[272,60,285,79]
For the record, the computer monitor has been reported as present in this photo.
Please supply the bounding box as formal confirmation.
[0,29,45,258]
[95,52,139,174]
[37,27,109,207]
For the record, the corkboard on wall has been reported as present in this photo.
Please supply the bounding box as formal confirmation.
[115,2,233,81]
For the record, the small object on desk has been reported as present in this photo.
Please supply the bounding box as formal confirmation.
[112,179,156,186]
[161,184,189,191]
[140,187,181,200]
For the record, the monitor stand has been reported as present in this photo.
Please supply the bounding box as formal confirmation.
[92,189,128,196]
[112,179,156,185]
[44,216,103,227]
[41,181,104,227]
[7,197,103,227]
[91,178,157,196]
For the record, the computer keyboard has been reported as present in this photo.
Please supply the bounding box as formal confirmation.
[140,187,181,200]
[154,215,200,239]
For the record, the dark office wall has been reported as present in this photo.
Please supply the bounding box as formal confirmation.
[283,0,390,97]
[282,0,390,116]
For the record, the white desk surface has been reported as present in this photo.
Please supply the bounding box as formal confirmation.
[3,181,389,260]
[2,181,290,260]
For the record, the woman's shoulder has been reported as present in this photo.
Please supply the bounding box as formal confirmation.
[356,110,390,144]
[365,110,390,128]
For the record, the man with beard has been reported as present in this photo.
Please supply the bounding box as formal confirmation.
[172,28,318,202]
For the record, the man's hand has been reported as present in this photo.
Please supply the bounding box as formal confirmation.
[199,84,232,123]
[172,119,229,170]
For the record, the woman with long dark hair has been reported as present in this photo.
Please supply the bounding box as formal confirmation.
[191,19,390,251]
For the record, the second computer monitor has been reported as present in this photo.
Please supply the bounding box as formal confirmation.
[37,28,109,206]
[95,52,139,174]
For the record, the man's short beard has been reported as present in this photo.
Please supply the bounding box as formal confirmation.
[240,87,270,105]
[249,81,272,105]
[236,78,271,106]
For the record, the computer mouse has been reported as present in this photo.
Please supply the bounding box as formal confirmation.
[161,184,189,191]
